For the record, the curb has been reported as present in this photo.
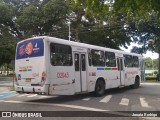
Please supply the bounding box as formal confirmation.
[0,85,13,87]
[0,87,15,93]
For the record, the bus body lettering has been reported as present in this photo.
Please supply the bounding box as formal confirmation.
[57,72,69,78]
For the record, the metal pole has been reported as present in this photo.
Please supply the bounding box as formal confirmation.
[13,75,14,88]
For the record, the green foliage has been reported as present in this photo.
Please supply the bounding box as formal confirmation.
[79,28,131,49]
[42,0,68,34]
[0,1,18,67]
[12,0,132,49]
[112,0,160,54]
[145,76,156,80]
[145,57,159,70]
[0,2,13,23]
[154,70,158,75]
[3,0,160,68]
[17,5,42,37]
[0,28,17,66]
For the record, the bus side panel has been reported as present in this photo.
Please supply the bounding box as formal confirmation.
[88,66,113,92]
[124,67,140,86]
[47,40,75,95]
[87,67,96,92]
[48,66,75,95]
[87,62,121,91]
[110,70,121,88]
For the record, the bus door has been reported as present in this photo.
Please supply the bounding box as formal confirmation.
[117,57,125,85]
[74,52,87,93]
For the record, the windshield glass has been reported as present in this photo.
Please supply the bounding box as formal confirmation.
[16,38,44,60]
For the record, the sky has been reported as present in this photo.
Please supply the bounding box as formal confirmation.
[120,44,159,59]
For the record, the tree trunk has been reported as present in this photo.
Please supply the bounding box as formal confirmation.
[0,67,2,74]
[7,64,9,76]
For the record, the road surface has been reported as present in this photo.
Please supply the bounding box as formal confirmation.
[0,83,160,120]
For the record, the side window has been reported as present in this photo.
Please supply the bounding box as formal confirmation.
[105,51,116,67]
[132,56,139,67]
[91,49,105,66]
[74,53,79,71]
[124,55,133,67]
[50,43,72,66]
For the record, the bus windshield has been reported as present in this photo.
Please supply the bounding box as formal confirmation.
[16,38,44,60]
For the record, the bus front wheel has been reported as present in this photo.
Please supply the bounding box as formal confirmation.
[95,80,105,96]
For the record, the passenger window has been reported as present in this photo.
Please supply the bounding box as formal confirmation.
[105,51,116,67]
[91,49,105,66]
[132,56,139,67]
[50,43,72,66]
[124,55,133,67]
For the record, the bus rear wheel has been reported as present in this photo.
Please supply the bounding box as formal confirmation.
[130,77,140,89]
[95,80,105,96]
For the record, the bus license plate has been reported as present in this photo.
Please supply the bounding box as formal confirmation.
[25,79,31,82]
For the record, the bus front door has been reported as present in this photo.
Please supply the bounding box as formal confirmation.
[74,52,87,93]
[117,58,125,86]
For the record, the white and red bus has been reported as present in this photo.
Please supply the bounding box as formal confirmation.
[15,36,145,96]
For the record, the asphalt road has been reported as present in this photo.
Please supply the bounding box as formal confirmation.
[0,83,160,120]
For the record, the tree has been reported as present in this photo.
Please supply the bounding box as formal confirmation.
[15,0,132,50]
[112,0,160,51]
[111,0,160,79]
[16,0,69,39]
[65,0,131,49]
[0,1,18,67]
[0,26,17,66]
[17,5,43,37]
[79,27,131,49]
[42,0,69,38]
[0,1,19,71]
[153,59,159,70]
[145,58,153,70]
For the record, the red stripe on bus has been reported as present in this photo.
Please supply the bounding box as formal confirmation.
[112,68,118,70]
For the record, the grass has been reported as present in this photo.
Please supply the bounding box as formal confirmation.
[0,76,13,80]
[145,80,160,83]
[8,87,16,91]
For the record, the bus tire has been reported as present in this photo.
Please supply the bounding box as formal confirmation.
[95,80,105,97]
[130,76,140,89]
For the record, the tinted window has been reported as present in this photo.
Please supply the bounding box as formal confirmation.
[124,55,133,67]
[91,49,105,66]
[16,38,44,60]
[74,53,79,71]
[50,43,72,66]
[132,56,139,67]
[81,54,86,71]
[105,51,116,67]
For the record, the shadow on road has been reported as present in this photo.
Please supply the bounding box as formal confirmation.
[27,86,139,104]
